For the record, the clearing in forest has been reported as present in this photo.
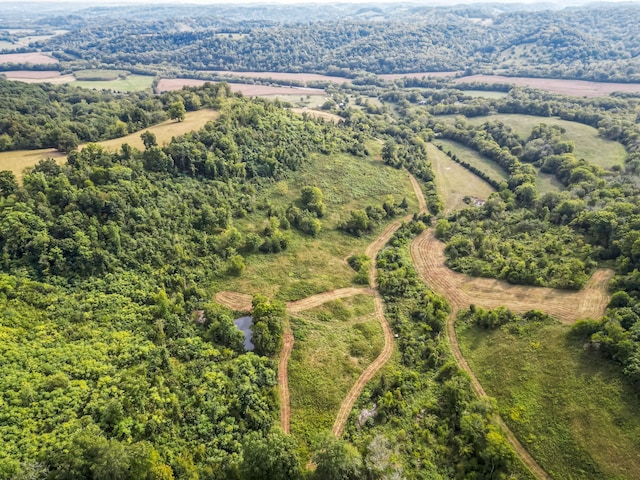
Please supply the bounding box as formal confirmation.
[71,74,154,92]
[0,109,220,181]
[426,142,495,213]
[157,78,324,97]
[458,113,626,169]
[205,71,352,85]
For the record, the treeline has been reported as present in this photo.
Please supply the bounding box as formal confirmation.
[434,143,502,189]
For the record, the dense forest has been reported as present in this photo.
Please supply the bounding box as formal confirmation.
[9,3,637,82]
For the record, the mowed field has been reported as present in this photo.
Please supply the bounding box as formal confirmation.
[156,78,324,96]
[0,52,58,65]
[438,113,627,169]
[455,74,640,97]
[457,322,640,479]
[426,142,495,213]
[0,109,219,181]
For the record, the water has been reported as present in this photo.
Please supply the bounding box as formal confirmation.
[233,316,254,351]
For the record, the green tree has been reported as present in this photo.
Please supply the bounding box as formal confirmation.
[0,171,18,197]
[168,101,186,122]
[313,436,363,480]
[141,131,157,149]
[240,430,302,480]
[300,186,326,217]
[251,294,285,356]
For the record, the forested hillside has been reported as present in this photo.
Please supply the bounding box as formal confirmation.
[0,83,364,478]
[16,3,640,82]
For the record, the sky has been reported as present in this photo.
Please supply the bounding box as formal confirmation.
[2,0,638,4]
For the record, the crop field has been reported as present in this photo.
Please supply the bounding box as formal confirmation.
[455,74,640,97]
[71,74,154,92]
[457,322,640,479]
[288,296,383,442]
[157,78,324,96]
[0,52,58,64]
[220,143,420,300]
[206,70,352,85]
[73,69,131,81]
[0,109,219,181]
[438,113,626,169]
[426,142,495,212]
[378,71,458,81]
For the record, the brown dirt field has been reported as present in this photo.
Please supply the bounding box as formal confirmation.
[0,52,58,65]
[379,71,458,81]
[157,78,324,96]
[206,70,352,85]
[215,291,253,311]
[455,74,640,97]
[279,321,294,434]
[291,108,342,123]
[410,229,613,323]
[286,287,373,313]
[3,70,64,79]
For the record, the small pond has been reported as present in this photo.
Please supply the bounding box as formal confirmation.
[234,316,254,351]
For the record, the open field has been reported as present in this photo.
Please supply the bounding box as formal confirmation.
[157,78,324,96]
[1,70,74,84]
[410,229,613,323]
[217,143,420,300]
[71,74,154,92]
[458,322,640,479]
[439,113,626,169]
[73,69,130,81]
[206,70,352,85]
[455,74,640,97]
[434,139,509,183]
[426,142,495,212]
[289,310,383,441]
[0,109,219,181]
[379,71,458,81]
[0,52,58,65]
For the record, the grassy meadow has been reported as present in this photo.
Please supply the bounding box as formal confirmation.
[288,294,383,443]
[434,139,509,184]
[0,109,219,181]
[457,321,640,479]
[71,74,155,92]
[459,114,626,169]
[426,142,495,212]
[220,141,420,300]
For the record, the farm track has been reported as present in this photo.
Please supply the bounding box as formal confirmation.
[410,230,613,322]
[279,321,294,434]
[411,229,613,479]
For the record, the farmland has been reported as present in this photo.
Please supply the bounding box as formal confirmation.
[71,73,154,92]
[156,78,324,97]
[455,74,640,97]
[0,109,219,181]
[0,52,58,64]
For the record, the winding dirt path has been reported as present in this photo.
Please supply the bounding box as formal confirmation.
[287,287,373,313]
[411,229,613,480]
[279,321,294,434]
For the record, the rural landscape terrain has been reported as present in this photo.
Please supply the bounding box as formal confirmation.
[1,1,640,479]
